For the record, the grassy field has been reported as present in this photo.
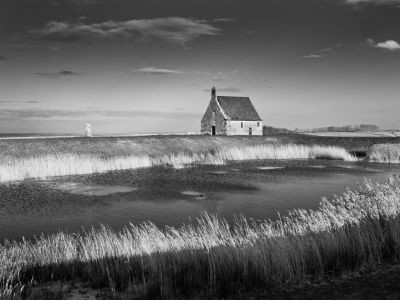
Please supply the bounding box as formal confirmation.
[1,175,400,298]
[2,134,400,158]
[0,136,356,182]
[3,132,400,182]
[282,133,400,156]
[301,131,400,138]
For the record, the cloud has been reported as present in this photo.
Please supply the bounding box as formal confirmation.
[0,100,40,104]
[203,87,242,93]
[0,109,199,120]
[78,16,89,21]
[0,55,6,60]
[317,47,334,52]
[302,44,342,59]
[302,54,324,59]
[101,110,199,119]
[133,67,187,75]
[376,40,400,50]
[33,70,85,78]
[344,0,400,5]
[0,109,91,120]
[132,68,239,80]
[213,18,236,23]
[212,70,239,81]
[367,38,400,51]
[213,72,227,81]
[30,17,220,44]
[243,30,254,35]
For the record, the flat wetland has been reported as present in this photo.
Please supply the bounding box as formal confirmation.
[1,158,398,242]
[2,134,400,299]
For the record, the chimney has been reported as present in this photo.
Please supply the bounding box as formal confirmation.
[211,86,216,98]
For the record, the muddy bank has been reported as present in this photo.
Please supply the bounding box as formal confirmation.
[27,263,400,299]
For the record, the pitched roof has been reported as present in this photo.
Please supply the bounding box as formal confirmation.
[217,96,262,121]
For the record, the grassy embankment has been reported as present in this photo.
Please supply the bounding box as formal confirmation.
[279,133,400,157]
[0,175,400,298]
[0,135,356,182]
[367,144,400,163]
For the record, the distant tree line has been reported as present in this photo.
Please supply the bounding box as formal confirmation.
[296,124,380,133]
[262,126,294,135]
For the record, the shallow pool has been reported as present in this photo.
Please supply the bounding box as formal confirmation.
[0,159,399,242]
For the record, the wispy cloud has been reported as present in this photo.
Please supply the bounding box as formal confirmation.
[212,70,239,81]
[132,68,239,81]
[101,110,199,119]
[302,43,342,59]
[203,87,242,93]
[30,17,220,44]
[243,30,254,35]
[0,109,199,120]
[33,70,85,78]
[213,72,227,81]
[344,0,400,5]
[0,100,40,104]
[302,54,324,59]
[367,38,400,51]
[0,55,6,60]
[0,109,91,120]
[317,47,334,52]
[213,18,236,23]
[133,67,188,75]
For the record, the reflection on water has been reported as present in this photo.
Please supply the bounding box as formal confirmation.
[0,160,399,242]
[257,166,285,170]
[53,182,137,196]
[180,190,205,198]
[208,171,228,175]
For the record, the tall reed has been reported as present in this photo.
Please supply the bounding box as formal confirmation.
[0,144,356,182]
[1,175,399,298]
[367,143,400,163]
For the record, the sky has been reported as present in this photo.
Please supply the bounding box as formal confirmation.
[1,0,400,134]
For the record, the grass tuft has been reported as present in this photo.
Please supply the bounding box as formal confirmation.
[367,143,400,163]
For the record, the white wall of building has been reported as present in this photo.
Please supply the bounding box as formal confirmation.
[226,121,262,136]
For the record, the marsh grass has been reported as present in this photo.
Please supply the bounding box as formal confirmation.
[367,143,400,163]
[0,144,356,182]
[1,175,400,298]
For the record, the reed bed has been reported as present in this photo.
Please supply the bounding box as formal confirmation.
[0,144,355,182]
[367,143,400,163]
[1,175,400,298]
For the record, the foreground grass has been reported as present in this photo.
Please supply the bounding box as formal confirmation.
[1,175,400,298]
[0,144,355,182]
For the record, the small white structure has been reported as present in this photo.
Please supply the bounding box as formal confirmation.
[84,123,92,137]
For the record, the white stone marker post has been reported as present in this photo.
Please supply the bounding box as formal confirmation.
[84,123,92,137]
